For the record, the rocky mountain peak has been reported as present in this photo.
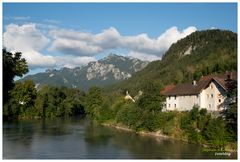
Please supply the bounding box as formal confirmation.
[20,54,149,91]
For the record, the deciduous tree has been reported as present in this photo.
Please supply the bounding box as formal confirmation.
[3,49,28,104]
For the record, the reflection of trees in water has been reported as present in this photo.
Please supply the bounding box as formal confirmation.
[84,122,113,146]
[4,117,87,159]
[83,123,204,159]
[38,118,70,136]
[4,120,35,146]
[85,123,237,159]
[4,117,85,144]
[125,134,202,158]
[3,120,35,158]
[109,129,237,159]
[35,116,85,137]
[146,136,207,158]
[84,122,153,159]
[85,125,204,159]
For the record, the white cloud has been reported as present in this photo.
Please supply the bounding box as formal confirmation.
[55,56,96,68]
[49,38,103,55]
[49,28,92,40]
[121,34,158,55]
[128,51,161,62]
[22,50,57,68]
[49,27,121,56]
[155,26,197,53]
[94,27,121,49]
[11,50,96,69]
[3,23,95,69]
[3,23,50,51]
[49,26,197,60]
[3,23,197,69]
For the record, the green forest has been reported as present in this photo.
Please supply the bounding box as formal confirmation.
[3,29,237,151]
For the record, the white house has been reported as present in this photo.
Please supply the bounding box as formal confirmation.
[161,72,236,111]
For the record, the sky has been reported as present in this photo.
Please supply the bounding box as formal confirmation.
[2,3,238,75]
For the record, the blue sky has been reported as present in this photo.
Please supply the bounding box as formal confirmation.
[3,3,238,75]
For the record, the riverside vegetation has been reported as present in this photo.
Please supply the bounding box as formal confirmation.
[3,49,85,119]
[3,29,237,152]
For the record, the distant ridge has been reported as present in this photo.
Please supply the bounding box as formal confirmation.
[19,54,148,91]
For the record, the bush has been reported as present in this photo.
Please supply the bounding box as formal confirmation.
[163,119,175,135]
[97,102,115,123]
[188,130,203,143]
[115,102,142,129]
[202,118,227,149]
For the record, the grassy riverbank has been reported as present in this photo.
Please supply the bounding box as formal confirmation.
[101,121,237,153]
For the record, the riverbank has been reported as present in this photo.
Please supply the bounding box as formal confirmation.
[102,123,179,140]
[101,122,237,153]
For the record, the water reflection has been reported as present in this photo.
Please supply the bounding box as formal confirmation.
[3,117,237,159]
[83,124,203,159]
[37,119,70,136]
[84,123,113,145]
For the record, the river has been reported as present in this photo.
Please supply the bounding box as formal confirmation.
[3,117,236,159]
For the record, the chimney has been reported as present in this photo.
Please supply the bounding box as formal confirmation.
[225,71,233,79]
[193,80,197,86]
[227,74,230,79]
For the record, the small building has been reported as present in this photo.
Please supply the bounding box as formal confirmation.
[161,72,237,111]
[125,91,135,102]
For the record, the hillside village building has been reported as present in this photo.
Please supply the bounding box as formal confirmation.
[161,72,237,111]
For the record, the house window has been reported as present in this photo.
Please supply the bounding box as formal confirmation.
[209,104,211,108]
[211,94,214,98]
[174,95,177,100]
[210,85,213,89]
[196,95,199,98]
[219,99,221,103]
[174,104,176,108]
[168,97,170,100]
[207,94,209,98]
[168,104,170,108]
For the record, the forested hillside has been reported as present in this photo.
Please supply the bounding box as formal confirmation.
[106,29,237,95]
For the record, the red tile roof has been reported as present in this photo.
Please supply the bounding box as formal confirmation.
[160,84,175,94]
[161,71,237,96]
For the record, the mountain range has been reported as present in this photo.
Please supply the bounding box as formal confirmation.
[20,54,148,91]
